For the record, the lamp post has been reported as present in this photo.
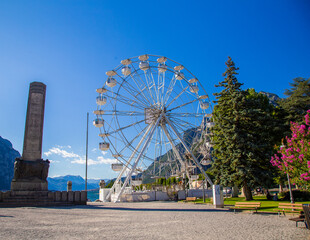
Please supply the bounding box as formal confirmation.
[85,112,89,192]
[201,159,212,203]
[281,145,294,203]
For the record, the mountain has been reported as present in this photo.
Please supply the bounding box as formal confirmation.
[260,91,281,107]
[47,175,109,191]
[0,136,21,191]
[142,127,208,183]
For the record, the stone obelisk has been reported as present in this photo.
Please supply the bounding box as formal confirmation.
[11,82,50,191]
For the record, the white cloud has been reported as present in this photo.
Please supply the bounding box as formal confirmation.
[101,151,108,155]
[91,148,97,152]
[45,145,117,166]
[49,159,60,163]
[71,156,118,165]
[97,156,118,164]
[44,147,80,158]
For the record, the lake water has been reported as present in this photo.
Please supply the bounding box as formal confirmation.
[87,190,99,202]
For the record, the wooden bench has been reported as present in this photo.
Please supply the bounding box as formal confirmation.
[230,202,261,213]
[303,205,310,229]
[288,216,305,227]
[184,197,197,202]
[278,203,303,216]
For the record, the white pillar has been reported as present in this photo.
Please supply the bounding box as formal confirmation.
[212,185,224,208]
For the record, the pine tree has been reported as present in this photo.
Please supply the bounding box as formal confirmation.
[211,57,276,200]
[280,77,310,124]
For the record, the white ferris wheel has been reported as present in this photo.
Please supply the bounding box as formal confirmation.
[94,54,213,202]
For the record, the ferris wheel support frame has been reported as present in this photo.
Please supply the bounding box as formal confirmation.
[161,124,189,178]
[106,121,155,201]
[165,117,213,186]
[113,114,163,202]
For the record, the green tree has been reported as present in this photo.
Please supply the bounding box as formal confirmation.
[211,57,277,200]
[279,77,310,124]
[105,180,115,188]
[244,89,278,189]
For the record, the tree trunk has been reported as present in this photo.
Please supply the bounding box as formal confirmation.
[242,180,253,201]
[279,184,283,193]
[232,184,239,197]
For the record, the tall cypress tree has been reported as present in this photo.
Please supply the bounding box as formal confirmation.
[211,57,275,200]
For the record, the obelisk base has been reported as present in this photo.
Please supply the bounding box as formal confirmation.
[11,158,50,191]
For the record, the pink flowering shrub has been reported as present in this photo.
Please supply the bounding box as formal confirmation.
[271,110,310,187]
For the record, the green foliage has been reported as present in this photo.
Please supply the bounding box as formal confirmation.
[212,56,247,188]
[166,178,171,186]
[171,177,177,184]
[279,77,310,124]
[280,190,310,202]
[211,57,279,200]
[105,180,115,188]
[155,177,180,186]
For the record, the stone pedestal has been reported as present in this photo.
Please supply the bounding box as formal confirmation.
[11,158,49,191]
[67,181,72,191]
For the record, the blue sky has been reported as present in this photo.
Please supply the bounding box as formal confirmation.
[0,0,309,179]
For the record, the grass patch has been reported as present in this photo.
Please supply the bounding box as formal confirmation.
[225,196,310,212]
[187,196,310,213]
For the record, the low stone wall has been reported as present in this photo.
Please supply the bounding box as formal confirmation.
[0,190,87,207]
[47,191,87,205]
[111,191,171,202]
[187,189,212,198]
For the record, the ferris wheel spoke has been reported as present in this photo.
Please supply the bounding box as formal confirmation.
[122,79,152,107]
[167,98,200,112]
[144,68,159,105]
[130,64,156,105]
[103,90,147,110]
[167,112,205,117]
[107,118,145,135]
[115,72,152,107]
[165,86,189,109]
[103,110,145,116]
[158,71,166,108]
[129,74,154,106]
[105,84,150,109]
[163,74,177,106]
[169,115,199,128]
[149,68,160,105]
[170,118,196,136]
[117,124,149,157]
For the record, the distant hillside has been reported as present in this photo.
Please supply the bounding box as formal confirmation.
[260,91,281,106]
[142,127,207,183]
[47,175,108,191]
[0,136,21,191]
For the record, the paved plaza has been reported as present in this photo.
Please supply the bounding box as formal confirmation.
[0,202,309,240]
